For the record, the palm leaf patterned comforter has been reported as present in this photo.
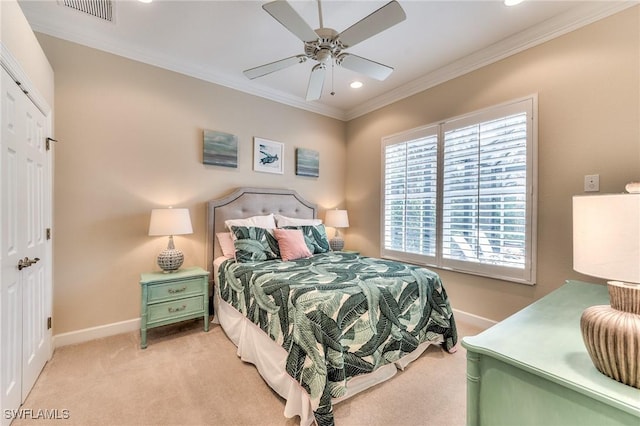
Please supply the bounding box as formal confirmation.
[218,252,457,426]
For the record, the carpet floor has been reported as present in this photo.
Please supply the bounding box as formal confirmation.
[14,317,484,426]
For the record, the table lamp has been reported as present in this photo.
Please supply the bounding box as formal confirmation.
[325,209,349,251]
[148,207,193,273]
[573,188,640,389]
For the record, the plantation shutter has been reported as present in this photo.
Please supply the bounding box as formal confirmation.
[440,99,534,282]
[382,126,438,262]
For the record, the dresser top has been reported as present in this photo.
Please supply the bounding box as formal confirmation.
[140,266,209,284]
[462,280,640,416]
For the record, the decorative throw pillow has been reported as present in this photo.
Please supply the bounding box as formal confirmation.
[285,224,330,254]
[216,232,236,259]
[274,228,312,261]
[231,226,280,262]
[274,214,322,227]
[225,214,276,233]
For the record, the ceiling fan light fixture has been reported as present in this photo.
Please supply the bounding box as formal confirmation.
[316,49,332,64]
[350,81,363,89]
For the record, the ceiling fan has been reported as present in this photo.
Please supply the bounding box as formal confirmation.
[243,0,406,101]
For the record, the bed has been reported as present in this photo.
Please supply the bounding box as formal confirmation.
[206,187,458,426]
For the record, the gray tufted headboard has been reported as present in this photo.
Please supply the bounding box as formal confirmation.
[206,187,317,284]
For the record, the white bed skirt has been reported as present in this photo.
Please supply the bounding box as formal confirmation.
[213,258,442,425]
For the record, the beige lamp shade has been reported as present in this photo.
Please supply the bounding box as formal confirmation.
[324,209,349,229]
[573,194,640,284]
[148,208,193,236]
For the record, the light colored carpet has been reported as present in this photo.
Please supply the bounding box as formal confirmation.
[14,318,484,426]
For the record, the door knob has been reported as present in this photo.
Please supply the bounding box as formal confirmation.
[17,257,40,270]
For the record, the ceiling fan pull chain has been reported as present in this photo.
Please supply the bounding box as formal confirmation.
[331,60,335,96]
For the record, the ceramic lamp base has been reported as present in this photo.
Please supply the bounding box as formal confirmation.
[329,237,344,251]
[580,281,640,389]
[157,249,184,273]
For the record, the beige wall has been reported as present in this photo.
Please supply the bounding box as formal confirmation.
[36,35,346,334]
[1,0,54,107]
[346,7,640,321]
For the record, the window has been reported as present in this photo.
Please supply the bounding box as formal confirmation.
[381,97,537,284]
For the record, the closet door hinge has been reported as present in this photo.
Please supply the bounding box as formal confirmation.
[47,317,52,330]
[46,228,51,240]
[46,137,58,151]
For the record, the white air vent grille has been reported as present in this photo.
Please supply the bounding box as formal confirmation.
[61,0,113,22]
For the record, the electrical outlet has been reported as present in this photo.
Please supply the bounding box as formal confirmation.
[584,174,600,192]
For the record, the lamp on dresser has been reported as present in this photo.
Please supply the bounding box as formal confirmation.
[324,209,349,251]
[148,207,193,273]
[572,186,640,389]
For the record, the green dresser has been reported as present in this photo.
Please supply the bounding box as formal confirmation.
[140,266,210,349]
[462,280,640,426]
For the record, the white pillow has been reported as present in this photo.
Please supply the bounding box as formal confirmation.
[225,213,276,231]
[275,214,322,227]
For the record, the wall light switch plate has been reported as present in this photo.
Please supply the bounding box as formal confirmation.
[584,174,600,192]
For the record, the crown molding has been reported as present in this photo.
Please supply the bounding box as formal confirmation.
[344,1,638,121]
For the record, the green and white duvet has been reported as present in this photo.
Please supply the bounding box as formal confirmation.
[218,252,457,426]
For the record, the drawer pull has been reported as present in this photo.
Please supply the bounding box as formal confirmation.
[168,286,187,294]
[168,305,187,313]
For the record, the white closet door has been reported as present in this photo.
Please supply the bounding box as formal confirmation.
[20,71,50,399]
[1,67,52,423]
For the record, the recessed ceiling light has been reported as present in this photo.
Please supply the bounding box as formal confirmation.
[504,0,524,6]
[350,81,363,89]
[139,0,152,3]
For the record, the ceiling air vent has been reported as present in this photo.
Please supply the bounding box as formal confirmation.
[61,0,114,22]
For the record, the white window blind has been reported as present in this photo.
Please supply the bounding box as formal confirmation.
[381,97,537,284]
[383,126,438,264]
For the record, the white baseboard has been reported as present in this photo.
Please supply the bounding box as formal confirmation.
[452,308,497,331]
[52,309,495,349]
[53,318,140,348]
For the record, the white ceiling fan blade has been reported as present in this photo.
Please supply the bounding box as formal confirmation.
[338,53,393,81]
[337,0,406,48]
[306,64,326,101]
[243,55,307,79]
[263,0,319,43]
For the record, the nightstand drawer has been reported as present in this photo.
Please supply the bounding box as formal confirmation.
[147,277,204,303]
[147,295,204,323]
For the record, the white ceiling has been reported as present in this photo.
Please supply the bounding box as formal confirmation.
[18,0,636,121]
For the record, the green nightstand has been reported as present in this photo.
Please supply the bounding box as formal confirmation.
[139,266,210,349]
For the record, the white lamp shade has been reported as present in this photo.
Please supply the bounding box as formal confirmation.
[148,208,193,236]
[573,194,640,284]
[325,209,349,228]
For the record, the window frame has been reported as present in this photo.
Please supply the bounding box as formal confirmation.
[380,95,538,285]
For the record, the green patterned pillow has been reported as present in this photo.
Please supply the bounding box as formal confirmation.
[284,224,330,254]
[231,226,280,262]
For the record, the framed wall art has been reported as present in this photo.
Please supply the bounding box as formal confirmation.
[295,148,319,177]
[203,130,238,168]
[253,137,284,174]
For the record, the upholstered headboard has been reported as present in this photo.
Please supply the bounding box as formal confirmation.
[206,187,317,283]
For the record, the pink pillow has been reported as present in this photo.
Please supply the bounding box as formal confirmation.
[216,232,236,258]
[274,228,312,261]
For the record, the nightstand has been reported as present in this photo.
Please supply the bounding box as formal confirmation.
[139,266,210,349]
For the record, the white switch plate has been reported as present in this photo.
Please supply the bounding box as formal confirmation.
[584,174,600,192]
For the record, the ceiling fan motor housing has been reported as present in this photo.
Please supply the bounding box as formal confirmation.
[304,28,342,64]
